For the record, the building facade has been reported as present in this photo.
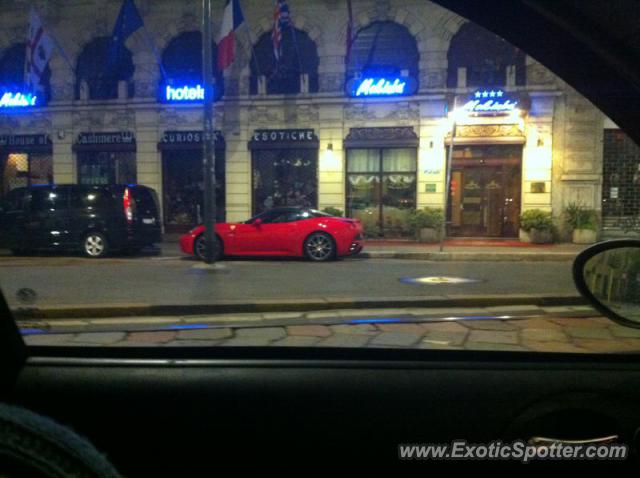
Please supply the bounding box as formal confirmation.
[0,0,614,238]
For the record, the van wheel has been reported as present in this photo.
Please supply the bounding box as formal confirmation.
[194,234,222,261]
[82,232,108,258]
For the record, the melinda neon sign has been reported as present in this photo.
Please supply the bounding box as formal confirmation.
[165,84,205,102]
[0,92,37,108]
[462,90,518,113]
[354,78,407,97]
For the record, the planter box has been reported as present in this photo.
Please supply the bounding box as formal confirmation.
[572,228,598,244]
[520,228,553,244]
[417,228,440,243]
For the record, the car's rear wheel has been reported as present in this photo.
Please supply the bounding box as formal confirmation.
[194,234,222,261]
[304,232,336,262]
[82,232,108,258]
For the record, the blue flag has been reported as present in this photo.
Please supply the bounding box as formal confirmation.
[107,0,143,66]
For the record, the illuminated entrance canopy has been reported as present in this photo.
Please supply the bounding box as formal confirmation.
[462,89,518,114]
[0,92,37,108]
[347,76,417,97]
[164,84,206,102]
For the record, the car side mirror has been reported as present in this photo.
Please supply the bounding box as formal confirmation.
[253,218,263,227]
[573,240,640,329]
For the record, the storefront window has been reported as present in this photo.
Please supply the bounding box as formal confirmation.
[602,129,640,230]
[346,148,417,237]
[77,152,136,185]
[1,152,53,195]
[252,149,317,214]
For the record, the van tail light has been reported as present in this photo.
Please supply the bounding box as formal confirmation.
[123,188,133,225]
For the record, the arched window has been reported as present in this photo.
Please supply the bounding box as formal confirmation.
[75,37,134,100]
[0,43,51,103]
[447,23,525,88]
[250,27,319,95]
[161,31,224,101]
[346,21,419,85]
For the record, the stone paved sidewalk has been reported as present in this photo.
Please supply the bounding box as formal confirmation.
[21,305,640,354]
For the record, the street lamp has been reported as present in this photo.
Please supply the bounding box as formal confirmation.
[202,0,217,264]
[440,97,464,252]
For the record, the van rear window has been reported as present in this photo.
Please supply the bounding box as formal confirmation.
[131,188,158,214]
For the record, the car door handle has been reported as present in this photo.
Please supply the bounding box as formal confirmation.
[528,435,619,447]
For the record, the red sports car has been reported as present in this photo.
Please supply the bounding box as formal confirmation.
[180,207,364,262]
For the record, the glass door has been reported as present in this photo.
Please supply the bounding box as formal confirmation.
[346,148,417,237]
[448,145,522,238]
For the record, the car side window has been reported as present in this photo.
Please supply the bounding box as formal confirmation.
[2,189,26,212]
[71,189,111,209]
[30,189,67,213]
[248,211,281,224]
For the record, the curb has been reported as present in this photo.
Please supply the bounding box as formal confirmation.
[360,251,577,261]
[13,294,587,320]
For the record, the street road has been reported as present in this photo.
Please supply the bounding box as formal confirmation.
[0,246,577,309]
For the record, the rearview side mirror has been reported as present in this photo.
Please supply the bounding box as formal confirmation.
[573,240,640,329]
[253,218,263,227]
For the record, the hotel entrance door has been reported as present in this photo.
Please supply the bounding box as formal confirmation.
[448,145,522,237]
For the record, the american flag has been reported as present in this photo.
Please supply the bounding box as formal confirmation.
[272,0,291,62]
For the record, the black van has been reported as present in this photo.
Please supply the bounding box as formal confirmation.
[0,185,162,258]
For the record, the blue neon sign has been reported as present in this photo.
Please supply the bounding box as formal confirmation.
[355,78,406,97]
[347,76,417,98]
[463,89,518,114]
[165,84,206,102]
[0,92,37,108]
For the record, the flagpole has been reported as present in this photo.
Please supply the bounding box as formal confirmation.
[202,0,217,264]
[288,23,304,80]
[139,25,168,82]
[237,1,262,79]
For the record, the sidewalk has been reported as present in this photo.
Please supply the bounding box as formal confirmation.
[360,239,587,261]
[20,305,640,354]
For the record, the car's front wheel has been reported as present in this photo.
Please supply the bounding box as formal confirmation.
[82,232,108,258]
[304,232,336,262]
[194,234,222,261]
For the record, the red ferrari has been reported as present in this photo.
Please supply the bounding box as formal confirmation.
[180,207,364,262]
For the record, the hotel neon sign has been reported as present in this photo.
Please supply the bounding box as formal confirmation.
[462,89,518,114]
[164,84,206,102]
[0,92,37,108]
[355,78,407,97]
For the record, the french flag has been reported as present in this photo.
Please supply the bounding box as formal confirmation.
[217,0,244,70]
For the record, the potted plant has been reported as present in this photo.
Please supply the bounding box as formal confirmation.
[519,209,554,243]
[564,202,598,244]
[408,207,444,243]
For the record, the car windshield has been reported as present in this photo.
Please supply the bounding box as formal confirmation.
[1,0,639,355]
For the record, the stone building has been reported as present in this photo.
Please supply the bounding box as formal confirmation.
[0,0,622,239]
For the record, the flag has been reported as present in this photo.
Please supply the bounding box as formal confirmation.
[217,0,245,70]
[345,0,354,65]
[25,7,54,94]
[272,0,291,62]
[107,0,144,67]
